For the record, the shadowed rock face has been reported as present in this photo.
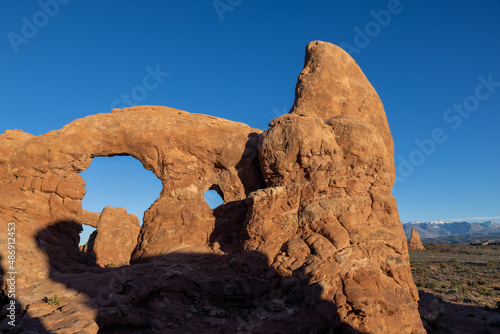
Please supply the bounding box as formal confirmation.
[0,41,425,333]
[408,229,426,250]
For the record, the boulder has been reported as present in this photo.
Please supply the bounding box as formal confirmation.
[86,207,141,267]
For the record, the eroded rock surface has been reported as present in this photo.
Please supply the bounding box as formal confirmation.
[82,206,141,267]
[408,228,426,250]
[0,41,424,333]
[244,41,422,333]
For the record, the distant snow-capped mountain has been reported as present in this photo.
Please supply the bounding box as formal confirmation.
[480,221,500,228]
[402,220,500,239]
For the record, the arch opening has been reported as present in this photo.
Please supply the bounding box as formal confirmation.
[78,155,162,246]
[80,225,96,247]
[204,185,224,209]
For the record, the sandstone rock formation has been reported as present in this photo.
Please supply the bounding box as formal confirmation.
[408,229,426,250]
[0,41,425,333]
[82,206,141,267]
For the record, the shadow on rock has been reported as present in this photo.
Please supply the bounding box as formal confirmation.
[0,254,50,333]
[209,199,250,254]
[12,220,370,333]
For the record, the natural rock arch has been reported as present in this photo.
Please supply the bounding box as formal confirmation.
[204,185,225,209]
[0,41,426,333]
[2,107,263,256]
[79,155,162,223]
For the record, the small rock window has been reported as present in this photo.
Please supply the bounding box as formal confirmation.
[204,185,224,209]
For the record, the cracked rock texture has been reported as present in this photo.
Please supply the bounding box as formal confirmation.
[0,41,424,333]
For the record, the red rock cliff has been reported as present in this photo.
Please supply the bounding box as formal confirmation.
[0,41,424,333]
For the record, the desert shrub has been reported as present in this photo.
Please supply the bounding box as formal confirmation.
[460,286,470,294]
[440,263,447,269]
[487,260,499,267]
[477,287,489,295]
[44,294,61,306]
[477,279,488,285]
[105,262,116,268]
[468,281,479,288]
[426,281,438,289]
[451,281,462,287]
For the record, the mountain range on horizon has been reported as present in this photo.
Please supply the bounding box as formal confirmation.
[405,216,500,224]
[402,220,500,242]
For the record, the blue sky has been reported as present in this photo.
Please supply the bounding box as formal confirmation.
[2,1,499,241]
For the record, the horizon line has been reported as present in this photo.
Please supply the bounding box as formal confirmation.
[445,216,500,221]
[407,216,500,223]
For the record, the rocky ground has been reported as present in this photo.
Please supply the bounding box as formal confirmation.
[411,243,500,333]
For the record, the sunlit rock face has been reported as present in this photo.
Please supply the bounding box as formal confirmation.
[0,41,424,333]
[408,228,426,250]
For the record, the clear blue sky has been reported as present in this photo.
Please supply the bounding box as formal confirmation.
[2,1,499,237]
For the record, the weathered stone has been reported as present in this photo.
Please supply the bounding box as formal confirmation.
[243,41,423,333]
[292,41,394,157]
[89,206,141,267]
[79,209,100,228]
[0,41,425,333]
[408,228,425,250]
[56,180,86,200]
[418,291,443,322]
[41,174,61,193]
